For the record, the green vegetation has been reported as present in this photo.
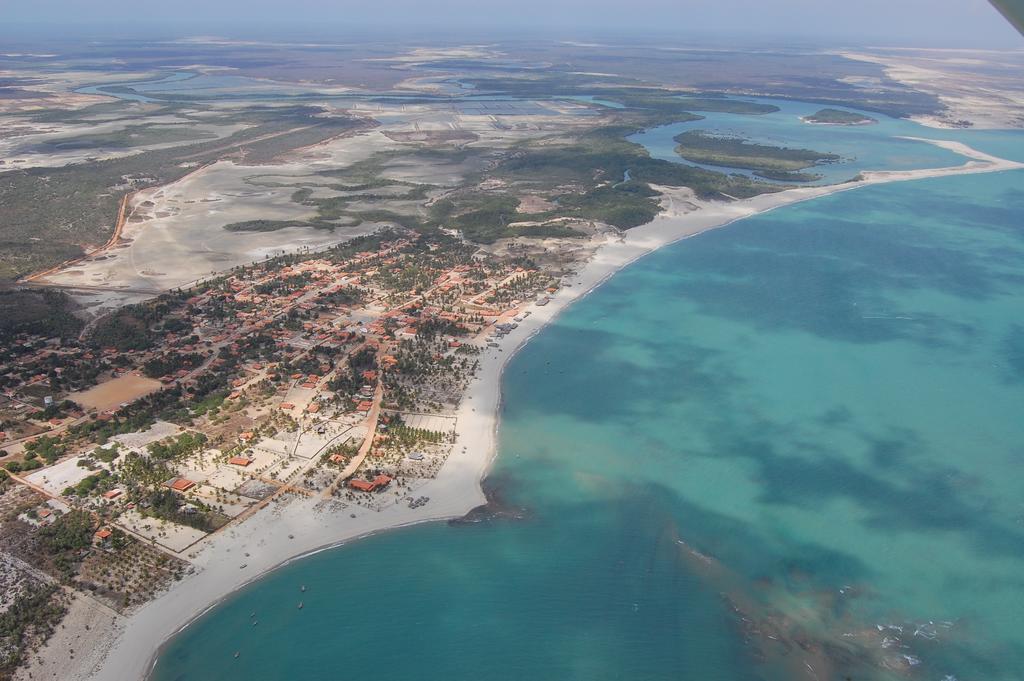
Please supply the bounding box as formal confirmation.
[142,352,203,379]
[673,130,839,176]
[752,170,823,182]
[387,423,448,445]
[38,510,95,579]
[87,298,177,351]
[92,444,120,463]
[0,584,65,677]
[494,126,780,207]
[64,470,110,498]
[143,488,221,532]
[0,289,83,342]
[147,431,207,460]
[223,219,323,232]
[429,194,586,243]
[24,436,66,465]
[803,108,876,125]
[607,93,778,116]
[26,123,219,153]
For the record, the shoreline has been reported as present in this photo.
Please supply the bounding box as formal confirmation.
[64,140,1023,681]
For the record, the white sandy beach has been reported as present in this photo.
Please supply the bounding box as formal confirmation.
[57,140,1023,681]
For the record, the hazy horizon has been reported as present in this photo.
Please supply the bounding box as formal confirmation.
[2,0,1022,49]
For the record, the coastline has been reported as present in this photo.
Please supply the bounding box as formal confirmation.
[60,141,1023,681]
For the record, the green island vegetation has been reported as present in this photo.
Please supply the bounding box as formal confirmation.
[672,130,840,180]
[223,219,334,232]
[606,93,779,116]
[490,126,781,214]
[803,108,877,125]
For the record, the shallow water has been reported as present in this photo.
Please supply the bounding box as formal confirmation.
[150,109,1024,681]
[629,97,967,184]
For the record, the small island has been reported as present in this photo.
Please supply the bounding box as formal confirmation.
[802,108,877,125]
[673,130,840,182]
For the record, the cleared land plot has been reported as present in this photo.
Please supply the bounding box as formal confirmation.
[67,374,163,411]
[252,437,294,458]
[293,423,357,459]
[235,479,278,499]
[110,420,182,449]
[265,456,307,483]
[397,412,457,434]
[25,455,107,496]
[202,465,250,491]
[189,485,252,518]
[117,509,207,554]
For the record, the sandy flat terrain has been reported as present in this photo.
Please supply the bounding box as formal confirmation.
[34,97,608,318]
[110,420,183,449]
[843,49,1024,129]
[14,591,122,681]
[25,454,110,496]
[67,374,163,412]
[0,115,249,170]
[117,509,208,554]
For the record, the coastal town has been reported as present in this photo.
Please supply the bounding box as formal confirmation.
[0,224,584,677]
[2,134,1021,681]
[1,20,1022,681]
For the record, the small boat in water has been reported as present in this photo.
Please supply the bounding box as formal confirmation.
[301,585,307,592]
[297,601,304,610]
[234,652,240,659]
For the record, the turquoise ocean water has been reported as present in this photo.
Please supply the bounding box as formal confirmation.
[152,109,1024,681]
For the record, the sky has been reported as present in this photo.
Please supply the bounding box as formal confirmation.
[2,0,1022,48]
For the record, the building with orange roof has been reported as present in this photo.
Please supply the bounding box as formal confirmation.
[348,479,375,492]
[348,474,393,492]
[228,456,252,467]
[167,478,196,493]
